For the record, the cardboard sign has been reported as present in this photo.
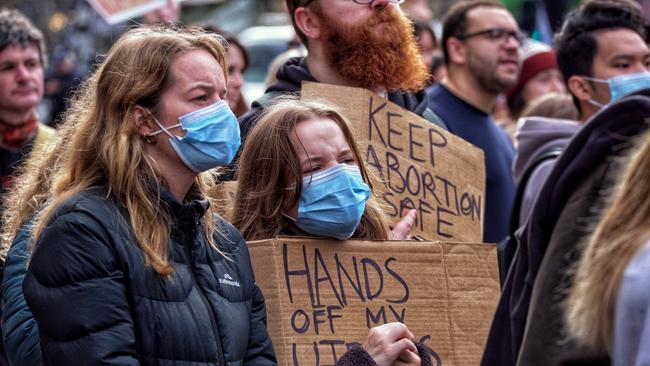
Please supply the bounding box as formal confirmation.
[87,0,177,24]
[249,237,499,366]
[301,83,486,243]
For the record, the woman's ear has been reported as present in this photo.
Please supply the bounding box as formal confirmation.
[133,105,157,137]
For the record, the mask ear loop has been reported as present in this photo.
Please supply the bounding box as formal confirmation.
[581,76,610,108]
[144,109,182,142]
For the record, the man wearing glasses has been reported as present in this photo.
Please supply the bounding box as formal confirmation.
[237,0,440,147]
[427,0,521,244]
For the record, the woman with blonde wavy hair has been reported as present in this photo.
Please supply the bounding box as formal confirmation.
[19,26,276,365]
[566,130,650,365]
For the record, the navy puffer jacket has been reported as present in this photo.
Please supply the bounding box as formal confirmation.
[22,186,276,366]
[2,222,41,366]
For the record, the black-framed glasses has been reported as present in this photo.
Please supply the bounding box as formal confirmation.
[301,0,404,6]
[458,28,525,45]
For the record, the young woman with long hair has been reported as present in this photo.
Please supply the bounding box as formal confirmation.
[231,97,427,366]
[18,26,276,365]
[231,97,416,242]
[566,131,650,365]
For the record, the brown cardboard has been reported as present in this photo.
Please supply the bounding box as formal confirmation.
[301,83,486,242]
[249,237,500,366]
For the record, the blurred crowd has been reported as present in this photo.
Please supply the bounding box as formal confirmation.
[0,0,650,365]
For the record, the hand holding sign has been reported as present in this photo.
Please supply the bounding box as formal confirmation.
[363,322,418,366]
[390,209,417,240]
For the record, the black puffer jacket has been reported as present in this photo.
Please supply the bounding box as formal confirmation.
[482,89,650,366]
[23,186,276,366]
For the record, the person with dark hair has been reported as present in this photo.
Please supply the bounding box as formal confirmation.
[483,1,650,365]
[236,0,442,160]
[0,8,55,196]
[556,0,650,123]
[429,50,446,84]
[427,0,520,244]
[413,20,437,71]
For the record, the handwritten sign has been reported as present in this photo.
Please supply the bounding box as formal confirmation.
[87,0,176,24]
[249,237,500,366]
[301,83,486,242]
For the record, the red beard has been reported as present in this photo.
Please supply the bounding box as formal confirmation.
[316,5,430,92]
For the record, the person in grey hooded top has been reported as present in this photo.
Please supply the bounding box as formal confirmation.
[512,93,579,226]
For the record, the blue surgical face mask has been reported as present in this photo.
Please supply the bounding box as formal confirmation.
[148,100,241,173]
[290,164,371,240]
[583,71,650,108]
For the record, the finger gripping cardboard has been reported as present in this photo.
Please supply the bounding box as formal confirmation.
[249,237,500,366]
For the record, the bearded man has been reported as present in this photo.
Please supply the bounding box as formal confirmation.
[428,0,521,243]
[237,0,440,148]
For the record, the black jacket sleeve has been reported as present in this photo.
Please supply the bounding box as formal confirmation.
[335,342,433,366]
[22,210,139,365]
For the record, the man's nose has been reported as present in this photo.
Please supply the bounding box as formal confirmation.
[370,0,392,10]
[15,64,30,80]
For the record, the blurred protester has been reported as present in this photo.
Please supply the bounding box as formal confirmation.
[413,20,438,72]
[44,50,82,126]
[238,0,441,151]
[429,50,446,84]
[1,112,78,366]
[428,0,520,244]
[232,97,428,366]
[506,39,565,120]
[203,25,250,117]
[511,93,579,227]
[20,26,276,365]
[0,8,55,196]
[484,1,650,365]
[519,90,578,122]
[0,10,54,365]
[566,130,650,366]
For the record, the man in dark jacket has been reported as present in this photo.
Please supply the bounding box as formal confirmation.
[237,0,440,152]
[482,1,650,365]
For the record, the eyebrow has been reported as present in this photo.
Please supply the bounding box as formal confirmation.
[184,83,213,93]
[302,155,323,169]
[337,148,353,158]
[609,53,650,62]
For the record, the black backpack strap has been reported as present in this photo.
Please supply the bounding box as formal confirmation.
[509,146,564,233]
[497,145,563,286]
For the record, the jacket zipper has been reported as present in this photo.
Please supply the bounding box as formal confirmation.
[184,231,228,366]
